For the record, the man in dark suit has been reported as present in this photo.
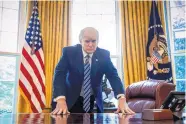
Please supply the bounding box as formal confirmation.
[51,27,134,114]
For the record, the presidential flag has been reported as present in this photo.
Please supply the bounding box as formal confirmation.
[146,1,173,82]
[19,1,45,112]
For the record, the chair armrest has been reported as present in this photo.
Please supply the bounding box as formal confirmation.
[125,80,160,101]
[155,83,176,108]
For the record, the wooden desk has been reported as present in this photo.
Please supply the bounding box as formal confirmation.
[0,113,185,124]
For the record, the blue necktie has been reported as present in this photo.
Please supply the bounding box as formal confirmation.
[83,55,91,112]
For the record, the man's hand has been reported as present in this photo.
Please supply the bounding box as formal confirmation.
[115,97,135,115]
[51,98,70,115]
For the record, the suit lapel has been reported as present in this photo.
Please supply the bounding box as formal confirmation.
[91,50,99,79]
[75,45,84,77]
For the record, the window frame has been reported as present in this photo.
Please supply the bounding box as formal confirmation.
[0,1,27,114]
[0,51,20,114]
[163,1,186,91]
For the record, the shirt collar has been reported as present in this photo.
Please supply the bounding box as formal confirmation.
[82,48,93,58]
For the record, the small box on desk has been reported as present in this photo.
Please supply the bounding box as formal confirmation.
[142,109,173,121]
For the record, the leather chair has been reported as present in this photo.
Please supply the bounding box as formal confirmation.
[125,80,175,113]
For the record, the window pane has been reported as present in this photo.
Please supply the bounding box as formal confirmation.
[2,1,19,10]
[86,15,102,28]
[0,8,2,30]
[71,15,87,44]
[101,3,115,14]
[72,0,86,4]
[71,15,102,45]
[0,1,19,52]
[87,0,114,4]
[86,3,102,14]
[0,55,18,114]
[176,80,185,92]
[72,4,86,15]
[0,1,2,7]
[0,2,19,52]
[174,55,185,79]
[99,24,116,55]
[170,6,185,30]
[87,0,103,4]
[0,32,18,52]
[102,15,116,24]
[2,8,19,32]
[173,30,186,52]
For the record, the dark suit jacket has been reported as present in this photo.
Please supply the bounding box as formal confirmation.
[51,44,124,112]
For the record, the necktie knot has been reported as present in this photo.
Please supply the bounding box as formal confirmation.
[85,55,90,63]
[85,54,90,59]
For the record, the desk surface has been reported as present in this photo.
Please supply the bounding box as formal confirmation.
[0,113,185,124]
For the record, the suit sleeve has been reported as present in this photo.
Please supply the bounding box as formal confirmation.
[104,51,125,98]
[52,48,68,99]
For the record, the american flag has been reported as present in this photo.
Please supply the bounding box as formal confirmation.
[150,51,161,64]
[19,2,45,113]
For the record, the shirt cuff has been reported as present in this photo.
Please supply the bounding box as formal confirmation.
[53,96,66,102]
[117,94,125,99]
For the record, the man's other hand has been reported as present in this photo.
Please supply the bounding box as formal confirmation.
[115,97,135,115]
[51,98,70,115]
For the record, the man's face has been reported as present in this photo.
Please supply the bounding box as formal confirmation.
[80,29,98,54]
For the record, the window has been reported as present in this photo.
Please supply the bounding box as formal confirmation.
[71,0,122,107]
[0,1,19,52]
[0,53,20,114]
[0,1,20,114]
[164,1,185,91]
